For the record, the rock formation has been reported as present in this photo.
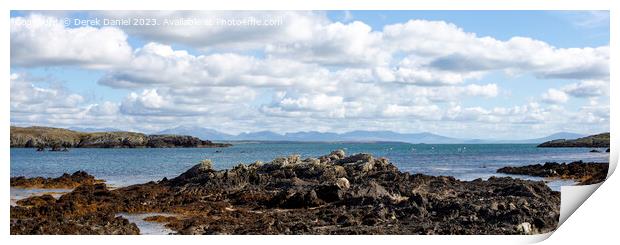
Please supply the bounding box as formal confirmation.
[497,161,608,185]
[11,171,104,189]
[11,150,561,235]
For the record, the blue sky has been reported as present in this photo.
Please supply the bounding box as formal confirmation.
[9,11,610,139]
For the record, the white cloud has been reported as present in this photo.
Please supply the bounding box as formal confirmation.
[99,11,327,51]
[10,73,84,111]
[9,12,610,137]
[463,84,499,98]
[11,14,132,68]
[562,80,608,98]
[266,21,390,66]
[541,88,569,104]
[99,42,333,91]
[383,20,609,80]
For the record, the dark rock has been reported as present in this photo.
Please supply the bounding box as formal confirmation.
[11,150,562,235]
[10,184,139,235]
[11,171,104,189]
[497,161,608,185]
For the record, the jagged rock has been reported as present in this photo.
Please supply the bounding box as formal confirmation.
[497,161,608,185]
[12,150,563,235]
[11,171,103,189]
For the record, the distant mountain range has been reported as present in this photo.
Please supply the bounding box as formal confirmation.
[155,126,586,144]
[68,127,123,133]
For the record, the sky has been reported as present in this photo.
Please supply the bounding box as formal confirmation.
[9,10,610,139]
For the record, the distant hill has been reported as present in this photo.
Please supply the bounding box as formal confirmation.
[156,126,586,144]
[21,125,593,145]
[538,132,610,147]
[158,126,233,141]
[68,127,123,133]
[158,127,465,143]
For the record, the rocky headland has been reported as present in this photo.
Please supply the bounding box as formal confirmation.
[11,150,560,235]
[497,161,608,185]
[537,133,609,148]
[10,126,232,149]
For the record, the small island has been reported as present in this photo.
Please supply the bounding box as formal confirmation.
[10,126,232,149]
[537,132,609,148]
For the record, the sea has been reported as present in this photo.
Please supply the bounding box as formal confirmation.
[10,142,610,191]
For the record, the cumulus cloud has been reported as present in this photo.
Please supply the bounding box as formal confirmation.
[383,20,609,80]
[265,21,390,66]
[541,89,569,104]
[99,11,327,51]
[562,80,608,98]
[10,73,128,128]
[98,42,333,91]
[10,14,133,68]
[9,11,610,137]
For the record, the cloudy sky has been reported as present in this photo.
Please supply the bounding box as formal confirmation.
[9,11,610,139]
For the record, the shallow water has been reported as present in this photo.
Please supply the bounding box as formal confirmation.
[10,142,609,190]
[10,187,71,206]
[117,213,176,235]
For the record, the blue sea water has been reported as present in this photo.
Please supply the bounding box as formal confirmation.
[10,142,609,188]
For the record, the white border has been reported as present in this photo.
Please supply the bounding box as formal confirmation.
[2,0,616,244]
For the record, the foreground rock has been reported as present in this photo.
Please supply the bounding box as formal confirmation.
[538,132,609,148]
[11,150,561,235]
[10,126,231,149]
[11,171,103,189]
[10,185,140,235]
[497,161,608,185]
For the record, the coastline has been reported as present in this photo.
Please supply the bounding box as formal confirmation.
[11,149,574,235]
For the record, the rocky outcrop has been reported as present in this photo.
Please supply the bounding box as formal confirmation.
[10,184,140,235]
[538,132,609,148]
[497,161,608,185]
[11,171,103,189]
[11,150,561,235]
[10,126,231,148]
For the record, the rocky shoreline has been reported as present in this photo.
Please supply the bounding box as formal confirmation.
[11,150,562,235]
[537,133,609,148]
[11,171,104,189]
[497,161,608,185]
[11,126,232,149]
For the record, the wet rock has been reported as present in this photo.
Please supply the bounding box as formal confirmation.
[11,150,562,235]
[10,184,139,235]
[11,171,103,189]
[497,161,608,184]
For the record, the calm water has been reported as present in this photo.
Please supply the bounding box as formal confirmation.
[10,142,609,188]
